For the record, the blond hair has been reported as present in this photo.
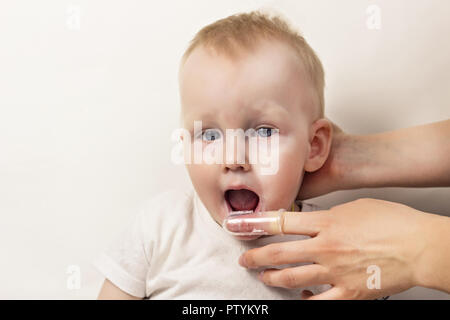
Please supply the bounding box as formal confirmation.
[180,10,325,117]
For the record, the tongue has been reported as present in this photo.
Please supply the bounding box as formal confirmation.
[227,189,259,211]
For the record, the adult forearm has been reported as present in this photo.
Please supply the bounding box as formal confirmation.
[350,120,450,189]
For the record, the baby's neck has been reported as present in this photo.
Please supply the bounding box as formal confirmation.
[288,201,301,212]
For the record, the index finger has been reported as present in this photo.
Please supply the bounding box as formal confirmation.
[223,210,329,236]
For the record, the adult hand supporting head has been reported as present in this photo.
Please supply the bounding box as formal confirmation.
[299,119,450,200]
[231,198,445,299]
[298,120,349,200]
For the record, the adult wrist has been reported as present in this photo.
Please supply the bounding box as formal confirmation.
[335,133,379,190]
[350,132,398,189]
[413,213,450,292]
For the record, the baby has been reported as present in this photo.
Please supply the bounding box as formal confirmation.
[93,10,333,299]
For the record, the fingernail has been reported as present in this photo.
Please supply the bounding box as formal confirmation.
[258,270,264,281]
[239,254,247,267]
[302,290,314,299]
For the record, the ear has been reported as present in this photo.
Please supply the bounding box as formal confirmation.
[179,128,186,142]
[304,118,333,172]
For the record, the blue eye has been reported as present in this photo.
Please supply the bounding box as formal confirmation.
[256,127,277,137]
[202,129,222,141]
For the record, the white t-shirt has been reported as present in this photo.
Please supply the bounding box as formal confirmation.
[92,186,332,299]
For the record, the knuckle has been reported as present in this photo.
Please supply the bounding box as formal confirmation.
[280,269,298,289]
[343,244,361,256]
[321,265,332,280]
[316,241,338,255]
[354,198,374,205]
[328,262,346,276]
[329,203,344,210]
[318,239,359,257]
[267,244,284,265]
[318,214,333,229]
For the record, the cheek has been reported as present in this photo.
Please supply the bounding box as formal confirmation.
[185,163,224,224]
[258,138,308,209]
[185,163,222,212]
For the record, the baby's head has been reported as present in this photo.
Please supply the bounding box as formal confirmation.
[178,11,332,235]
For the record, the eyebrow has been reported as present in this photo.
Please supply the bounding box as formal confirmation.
[249,100,289,117]
[184,100,289,121]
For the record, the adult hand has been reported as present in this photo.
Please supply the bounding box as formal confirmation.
[234,198,450,299]
[298,119,450,200]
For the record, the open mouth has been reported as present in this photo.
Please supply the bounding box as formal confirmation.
[224,189,260,212]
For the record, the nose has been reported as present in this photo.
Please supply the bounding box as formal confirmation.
[223,142,251,172]
[224,162,251,172]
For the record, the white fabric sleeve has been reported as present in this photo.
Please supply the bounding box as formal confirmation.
[92,210,150,298]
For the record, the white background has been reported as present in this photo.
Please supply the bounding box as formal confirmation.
[0,0,449,299]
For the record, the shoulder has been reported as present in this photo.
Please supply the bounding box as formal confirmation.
[136,186,196,237]
[139,187,194,216]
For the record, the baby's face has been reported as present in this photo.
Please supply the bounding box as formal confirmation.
[179,40,318,232]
